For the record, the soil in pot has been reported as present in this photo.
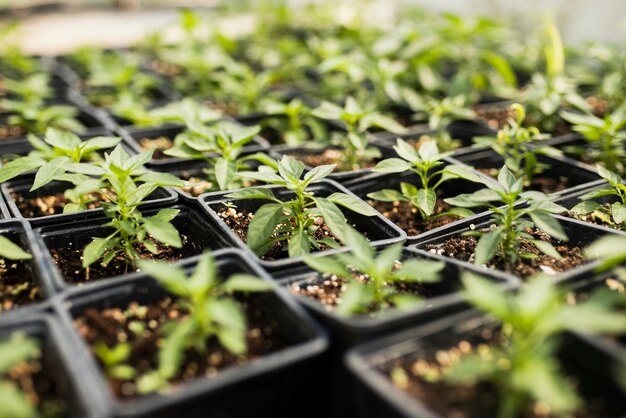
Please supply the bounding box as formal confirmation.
[473,103,514,131]
[425,227,586,279]
[217,206,343,261]
[380,324,616,418]
[51,236,203,285]
[74,295,292,400]
[3,338,69,417]
[369,196,459,237]
[0,257,41,312]
[11,189,106,218]
[476,168,569,194]
[0,123,27,140]
[564,208,625,231]
[136,135,174,160]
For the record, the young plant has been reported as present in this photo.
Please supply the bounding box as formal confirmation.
[570,166,626,230]
[0,332,41,418]
[445,166,568,267]
[367,139,481,223]
[226,156,377,258]
[473,104,559,185]
[32,145,184,270]
[2,73,52,105]
[93,342,136,381]
[1,99,84,136]
[260,98,328,146]
[0,128,121,184]
[560,106,626,174]
[311,96,406,170]
[432,272,626,418]
[304,227,443,315]
[165,119,269,192]
[135,252,271,393]
[585,234,626,272]
[0,235,31,263]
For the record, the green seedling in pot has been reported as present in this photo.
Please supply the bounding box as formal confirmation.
[135,252,271,393]
[0,128,121,184]
[560,106,626,175]
[473,104,559,186]
[260,98,328,146]
[368,138,481,224]
[165,118,273,192]
[303,227,443,315]
[0,332,41,418]
[226,156,377,258]
[311,96,406,171]
[569,166,626,230]
[445,166,568,267]
[403,272,626,418]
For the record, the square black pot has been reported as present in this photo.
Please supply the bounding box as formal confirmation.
[447,148,603,196]
[343,167,487,244]
[411,211,624,283]
[0,314,99,417]
[199,179,406,272]
[345,310,626,418]
[2,176,178,225]
[34,203,232,291]
[54,249,329,418]
[0,220,54,321]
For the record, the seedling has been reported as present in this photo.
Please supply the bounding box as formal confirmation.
[165,119,270,191]
[304,228,443,315]
[571,166,626,230]
[311,96,406,170]
[31,145,184,270]
[110,96,221,128]
[2,73,52,105]
[586,234,626,272]
[560,106,626,174]
[93,342,136,381]
[367,139,481,223]
[1,100,84,136]
[261,98,328,146]
[0,128,121,184]
[135,252,271,393]
[0,332,41,418]
[431,272,626,418]
[445,166,568,267]
[226,156,377,257]
[0,235,31,262]
[473,104,559,185]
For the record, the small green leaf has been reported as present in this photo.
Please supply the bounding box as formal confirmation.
[222,274,272,293]
[247,203,285,255]
[82,237,111,268]
[327,193,377,216]
[474,229,502,265]
[529,212,568,242]
[416,189,436,216]
[30,156,69,191]
[0,236,31,260]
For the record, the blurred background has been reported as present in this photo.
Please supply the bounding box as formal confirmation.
[1,0,626,55]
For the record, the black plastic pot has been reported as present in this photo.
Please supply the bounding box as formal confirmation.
[199,179,406,272]
[345,309,626,418]
[447,147,603,196]
[118,119,271,168]
[269,142,397,183]
[411,211,622,282]
[34,203,232,292]
[0,192,9,219]
[0,314,99,418]
[0,220,55,321]
[2,176,178,225]
[54,249,329,418]
[343,167,487,244]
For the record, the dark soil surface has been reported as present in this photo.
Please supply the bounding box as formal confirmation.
[6,346,68,417]
[50,236,203,284]
[11,190,108,218]
[137,136,173,160]
[287,148,377,172]
[476,168,569,194]
[473,104,514,130]
[290,264,430,314]
[217,206,342,260]
[383,326,613,418]
[74,296,292,399]
[370,198,460,237]
[425,227,586,279]
[0,258,41,312]
[0,124,27,139]
[586,95,609,117]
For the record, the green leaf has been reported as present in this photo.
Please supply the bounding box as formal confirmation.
[0,157,44,183]
[44,128,80,150]
[416,189,436,216]
[474,229,502,265]
[210,299,247,355]
[135,172,184,187]
[531,239,562,260]
[372,158,412,173]
[214,158,236,191]
[225,187,277,201]
[247,203,285,255]
[612,202,626,224]
[0,381,39,418]
[0,236,31,260]
[138,260,189,296]
[315,198,348,243]
[570,201,602,215]
[303,164,335,185]
[367,189,407,202]
[461,272,510,319]
[81,136,122,154]
[237,170,285,185]
[303,255,351,277]
[288,227,311,257]
[327,192,377,216]
[30,156,69,191]
[82,237,112,268]
[143,218,182,248]
[157,319,195,379]
[222,274,272,293]
[277,156,305,182]
[597,165,622,185]
[529,212,568,241]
